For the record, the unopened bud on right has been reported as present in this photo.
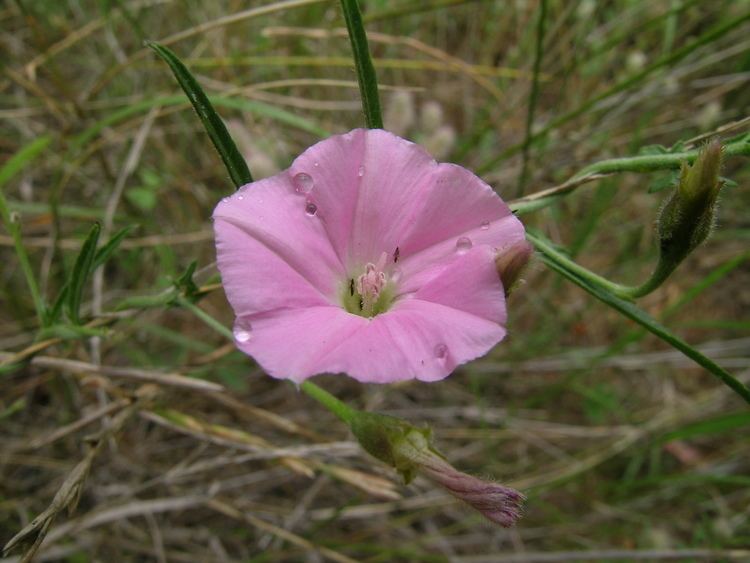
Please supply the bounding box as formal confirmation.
[495,239,533,297]
[657,140,724,271]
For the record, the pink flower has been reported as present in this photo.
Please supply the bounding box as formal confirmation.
[213,129,526,383]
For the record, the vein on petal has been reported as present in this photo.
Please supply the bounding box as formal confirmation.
[217,215,339,304]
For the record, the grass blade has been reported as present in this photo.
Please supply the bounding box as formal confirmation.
[340,0,383,129]
[93,224,135,270]
[146,41,253,189]
[0,136,52,326]
[66,223,101,325]
[527,231,750,405]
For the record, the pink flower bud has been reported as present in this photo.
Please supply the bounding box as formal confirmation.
[495,239,533,296]
[393,430,525,527]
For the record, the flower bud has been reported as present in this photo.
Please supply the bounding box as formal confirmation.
[657,140,723,269]
[392,429,525,527]
[349,411,525,526]
[495,239,533,297]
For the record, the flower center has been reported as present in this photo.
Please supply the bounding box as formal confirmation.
[342,252,397,318]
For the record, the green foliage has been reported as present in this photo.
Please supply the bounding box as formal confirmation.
[65,223,101,325]
[147,41,253,189]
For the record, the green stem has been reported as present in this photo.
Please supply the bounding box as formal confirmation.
[517,0,547,197]
[526,232,632,298]
[340,0,383,129]
[575,140,750,178]
[299,381,357,425]
[511,138,750,215]
[527,231,691,300]
[534,235,750,406]
[176,296,234,340]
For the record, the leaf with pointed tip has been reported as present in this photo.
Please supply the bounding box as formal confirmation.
[65,223,101,325]
[147,41,252,189]
[93,224,135,270]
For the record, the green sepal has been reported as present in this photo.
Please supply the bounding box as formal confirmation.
[349,410,433,484]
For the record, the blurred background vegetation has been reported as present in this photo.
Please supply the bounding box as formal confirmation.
[1,0,749,561]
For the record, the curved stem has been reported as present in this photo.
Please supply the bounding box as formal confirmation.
[299,381,357,425]
[526,232,634,298]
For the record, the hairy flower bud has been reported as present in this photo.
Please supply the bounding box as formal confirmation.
[495,239,533,296]
[657,140,723,269]
[349,411,525,526]
[393,429,525,527]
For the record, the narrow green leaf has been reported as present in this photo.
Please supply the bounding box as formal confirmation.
[115,291,175,311]
[661,411,750,442]
[340,0,383,129]
[66,223,101,325]
[528,231,750,405]
[93,224,135,270]
[146,41,253,189]
[0,136,52,325]
[0,137,52,187]
[37,324,109,341]
[46,282,69,326]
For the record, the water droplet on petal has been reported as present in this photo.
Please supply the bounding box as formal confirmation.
[357,165,365,177]
[480,220,490,230]
[455,236,472,254]
[221,196,231,203]
[293,172,314,194]
[305,201,318,216]
[434,343,448,360]
[237,194,244,200]
[314,161,320,168]
[233,319,252,343]
[390,268,402,283]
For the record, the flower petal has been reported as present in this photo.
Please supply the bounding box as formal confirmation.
[394,163,526,295]
[289,129,438,268]
[213,174,345,314]
[239,247,506,383]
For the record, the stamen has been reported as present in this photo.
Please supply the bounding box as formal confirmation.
[343,251,399,317]
[357,262,387,316]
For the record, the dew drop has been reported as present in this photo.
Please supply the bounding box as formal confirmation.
[233,319,252,343]
[313,161,320,168]
[221,196,231,203]
[305,201,318,216]
[480,220,490,230]
[237,194,244,200]
[293,172,314,194]
[455,236,472,254]
[357,165,365,177]
[390,268,402,283]
[434,343,448,360]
